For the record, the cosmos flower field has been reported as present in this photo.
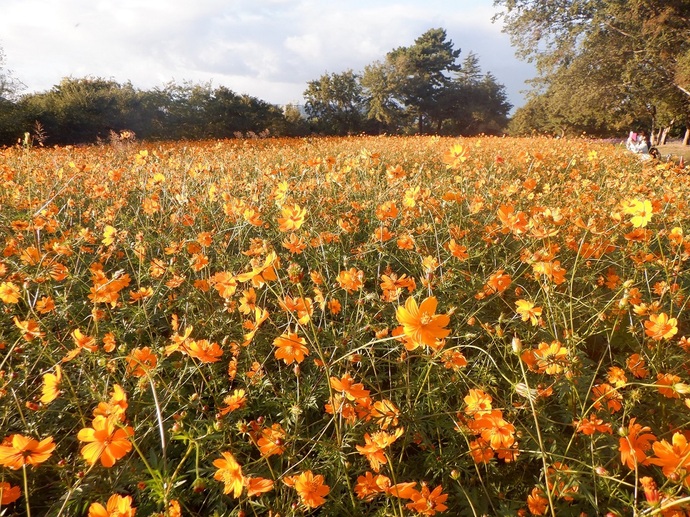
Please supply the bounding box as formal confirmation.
[0,135,689,516]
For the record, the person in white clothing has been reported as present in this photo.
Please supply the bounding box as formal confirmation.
[626,130,650,154]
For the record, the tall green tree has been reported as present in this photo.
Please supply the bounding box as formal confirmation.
[386,28,461,133]
[495,0,690,138]
[442,53,512,135]
[303,70,365,134]
[360,60,404,133]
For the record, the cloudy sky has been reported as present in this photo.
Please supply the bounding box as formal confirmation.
[0,0,536,110]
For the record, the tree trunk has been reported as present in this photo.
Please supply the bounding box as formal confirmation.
[683,128,689,146]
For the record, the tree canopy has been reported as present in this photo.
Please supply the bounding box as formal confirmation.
[496,0,690,138]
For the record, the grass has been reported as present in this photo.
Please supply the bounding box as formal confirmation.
[657,140,690,164]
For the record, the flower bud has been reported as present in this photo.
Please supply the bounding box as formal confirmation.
[594,466,609,476]
[511,336,522,354]
[674,383,690,395]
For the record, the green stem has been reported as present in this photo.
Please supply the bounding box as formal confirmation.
[517,352,556,517]
[22,465,31,517]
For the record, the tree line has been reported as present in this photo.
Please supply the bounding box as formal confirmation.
[0,29,512,146]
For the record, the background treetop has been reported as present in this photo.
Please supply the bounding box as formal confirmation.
[495,0,690,139]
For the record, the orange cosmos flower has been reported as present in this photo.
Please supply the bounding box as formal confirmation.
[87,494,136,517]
[167,500,181,517]
[397,234,415,250]
[286,471,330,509]
[0,482,21,505]
[13,317,44,341]
[209,271,238,299]
[442,143,468,167]
[532,260,567,285]
[668,226,684,246]
[246,476,274,497]
[574,413,612,436]
[639,476,660,505]
[591,383,623,412]
[279,295,314,324]
[395,296,450,350]
[464,388,493,417]
[386,164,406,180]
[354,472,391,501]
[527,486,549,515]
[380,272,416,302]
[324,393,358,424]
[532,341,569,375]
[218,389,247,416]
[187,339,223,363]
[126,347,158,377]
[649,432,690,485]
[405,484,449,516]
[442,349,468,370]
[515,299,542,326]
[129,287,153,302]
[282,233,307,254]
[190,252,208,272]
[470,410,516,450]
[77,416,134,467]
[0,281,21,304]
[93,384,128,421]
[373,226,394,242]
[19,246,41,265]
[88,269,131,307]
[607,366,627,388]
[644,312,678,341]
[657,373,682,399]
[376,200,398,220]
[370,399,400,430]
[485,269,512,295]
[622,198,653,228]
[497,204,529,235]
[277,204,307,232]
[388,481,419,499]
[468,438,494,464]
[626,353,649,379]
[236,252,278,287]
[213,451,244,498]
[72,328,98,352]
[337,267,365,293]
[330,373,370,401]
[0,434,55,469]
[35,295,56,314]
[619,418,656,470]
[356,428,404,472]
[327,299,342,315]
[256,423,286,457]
[447,239,468,260]
[273,332,309,365]
[40,365,62,404]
